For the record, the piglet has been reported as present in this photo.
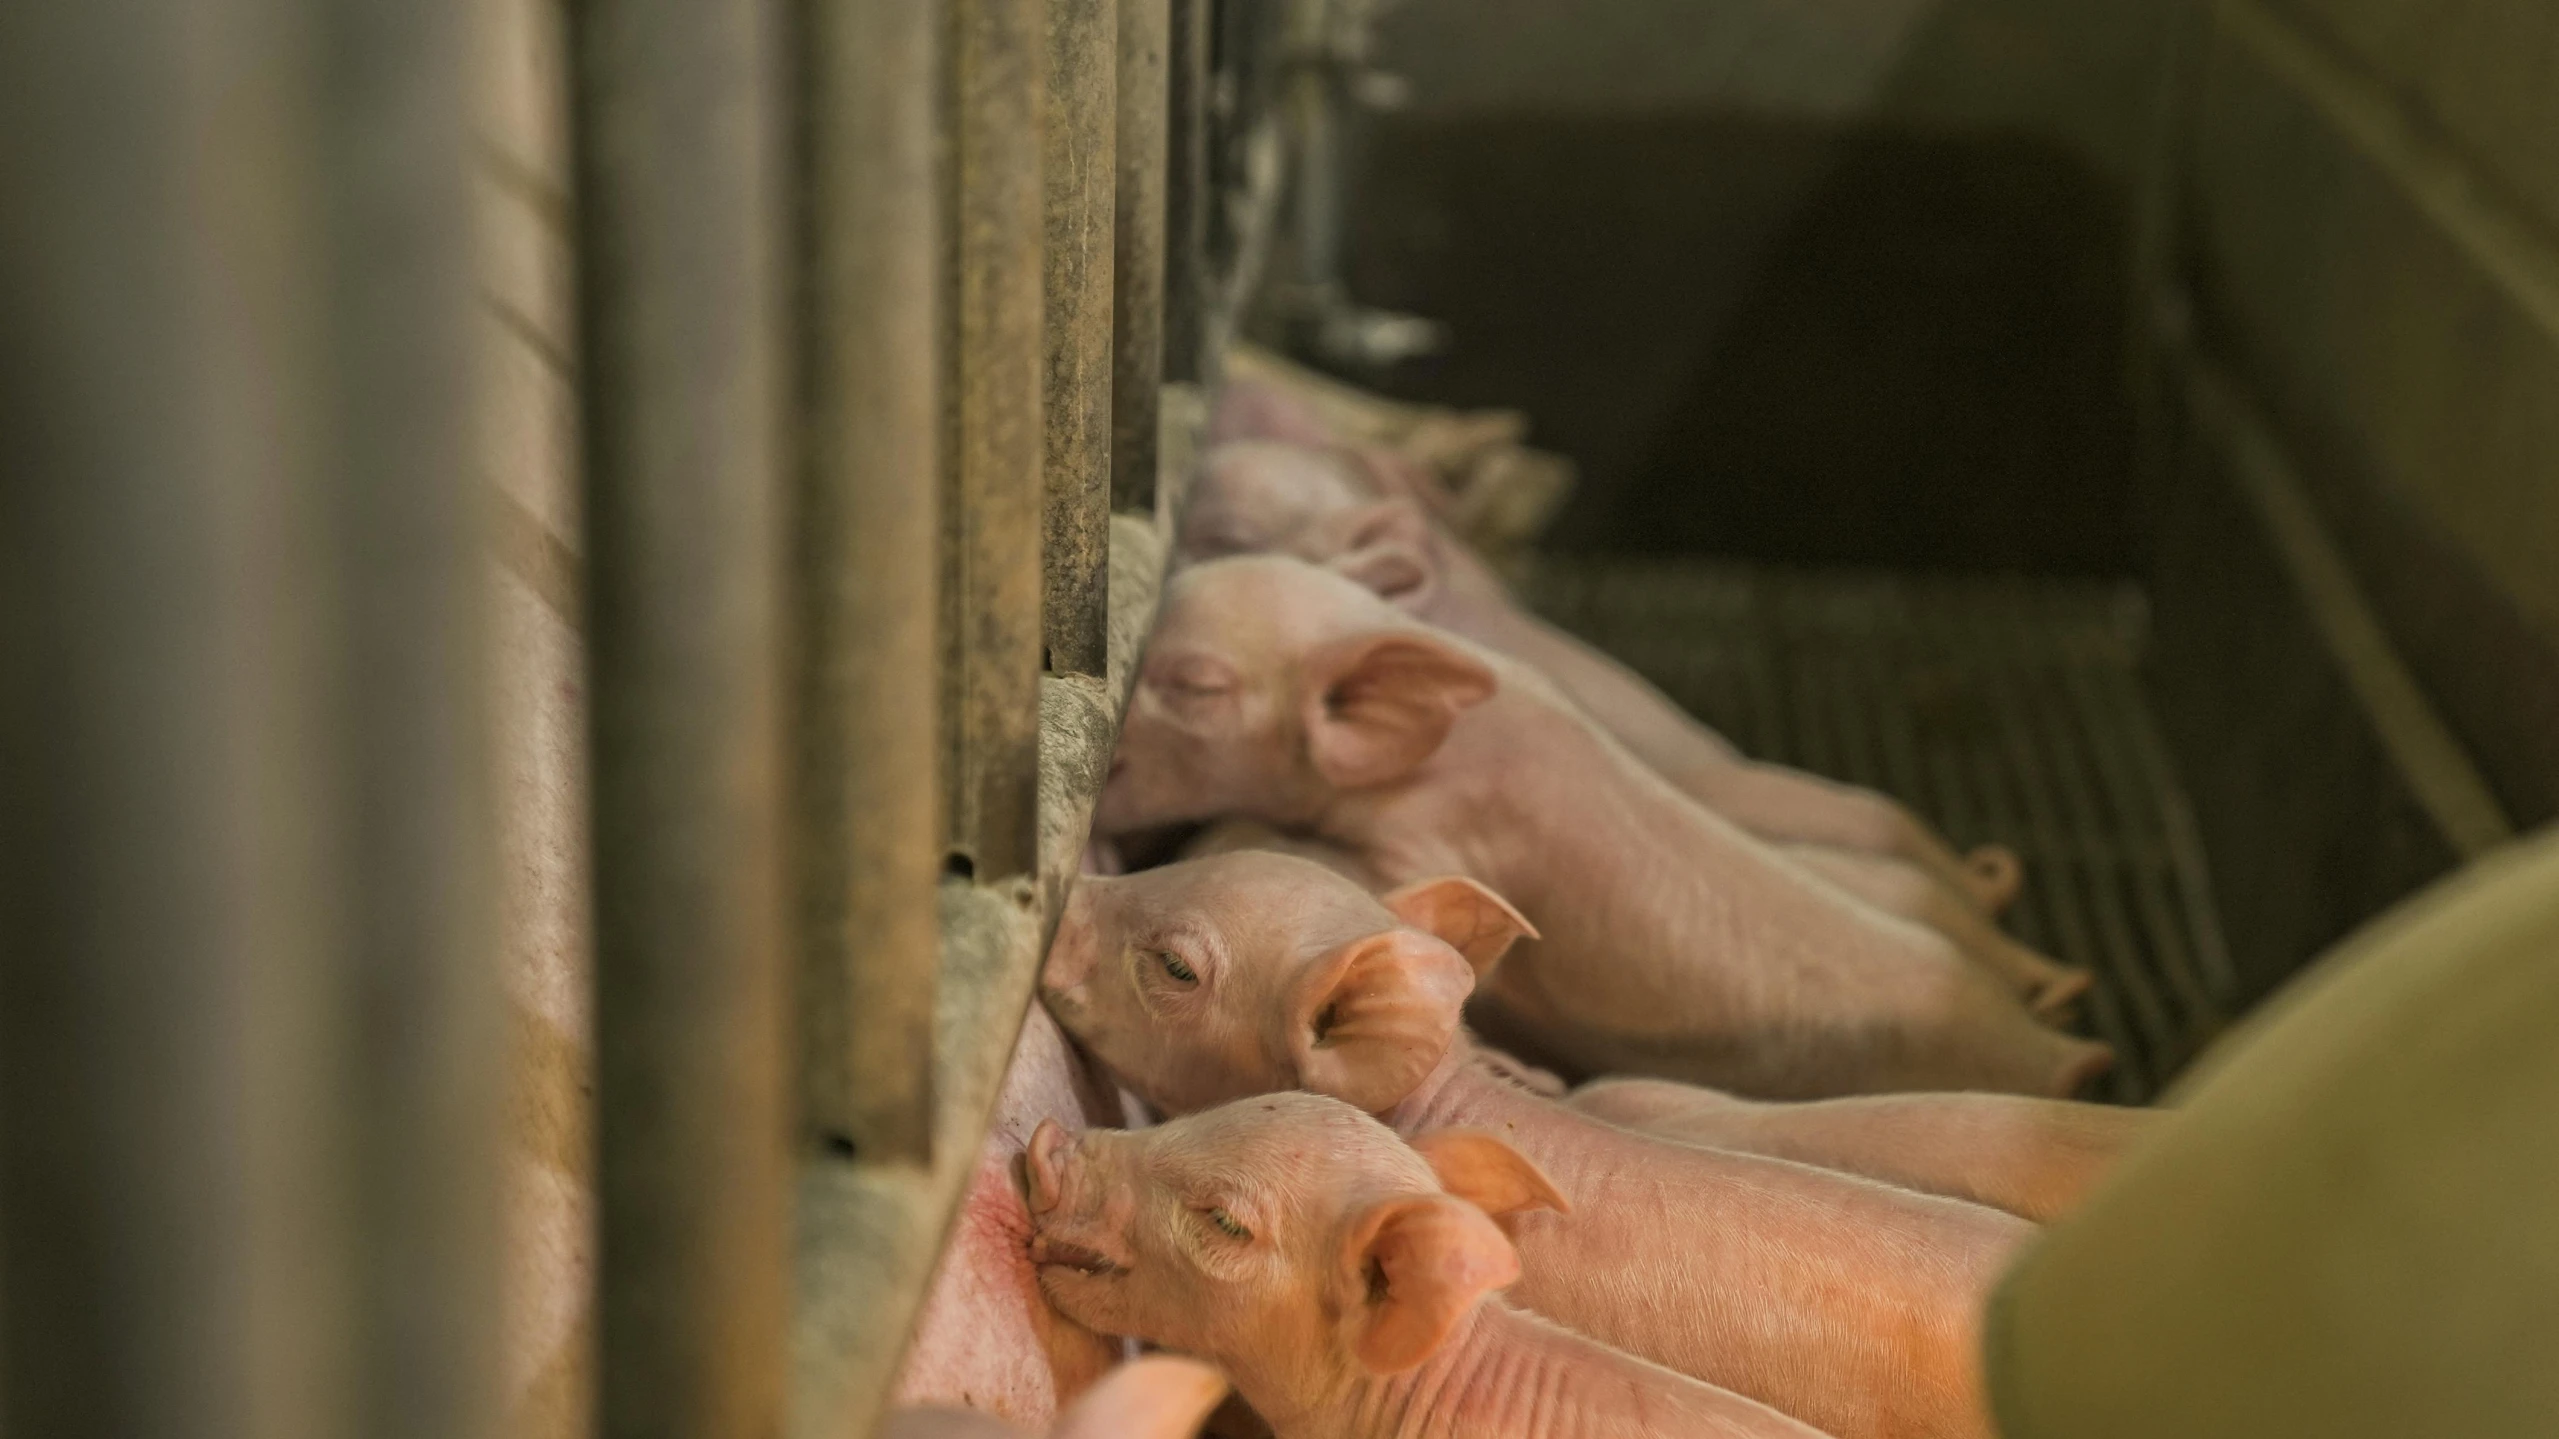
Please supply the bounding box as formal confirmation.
[1046,851,2032,1439]
[1164,830,2132,1217]
[1026,1093,1827,1439]
[1180,440,2037,928]
[885,1356,1230,1439]
[894,1005,1129,1427]
[1565,1076,2155,1225]
[1179,814,2082,1030]
[1095,554,2109,1099]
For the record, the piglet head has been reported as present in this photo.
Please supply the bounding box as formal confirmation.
[1207,377,1340,451]
[1095,557,1497,837]
[1178,443,1448,619]
[1307,497,1445,615]
[1042,852,1535,1116]
[1025,1095,1551,1421]
[1178,442,1376,565]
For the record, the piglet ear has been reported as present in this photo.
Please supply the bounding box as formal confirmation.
[1052,1356,1229,1439]
[1290,932,1475,1113]
[1327,543,1435,613]
[1408,1130,1570,1223]
[1341,1195,1520,1376]
[1380,877,1537,978]
[1343,443,1464,517]
[1300,631,1495,790]
[1320,500,1441,613]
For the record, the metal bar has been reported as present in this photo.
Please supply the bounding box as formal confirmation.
[2126,0,2208,513]
[0,3,353,1436]
[1285,1,1341,306]
[2181,352,2517,858]
[324,0,505,1433]
[1736,571,1796,766]
[2096,654,2244,1005]
[2051,619,2227,1050]
[798,0,945,1163]
[1041,0,1116,678]
[1778,595,1843,783]
[1161,0,1211,384]
[1111,0,1169,512]
[2215,0,2559,348]
[1862,586,1963,850]
[944,0,1049,880]
[568,1,793,1436]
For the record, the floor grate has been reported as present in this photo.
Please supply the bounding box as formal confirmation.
[1526,560,2236,1104]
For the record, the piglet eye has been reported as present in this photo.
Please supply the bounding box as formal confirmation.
[1206,1207,1251,1241]
[1154,950,1199,985]
[1160,656,1234,697]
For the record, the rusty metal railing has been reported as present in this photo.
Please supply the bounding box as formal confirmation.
[0,0,1282,1437]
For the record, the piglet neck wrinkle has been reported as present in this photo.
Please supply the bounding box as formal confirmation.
[1384,1041,1544,1138]
[1377,1043,1473,1134]
[1328,1302,1818,1439]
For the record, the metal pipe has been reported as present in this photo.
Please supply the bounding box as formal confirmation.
[2182,350,2516,858]
[1162,0,1212,384]
[323,0,505,1434]
[797,0,945,1164]
[944,0,1048,881]
[0,4,353,1437]
[1042,0,1116,678]
[1111,0,1169,513]
[568,0,793,1435]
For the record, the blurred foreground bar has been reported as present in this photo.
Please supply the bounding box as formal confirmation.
[942,0,1049,882]
[1043,0,1118,678]
[0,2,497,1437]
[797,0,947,1166]
[568,0,793,1436]
[1112,0,1170,512]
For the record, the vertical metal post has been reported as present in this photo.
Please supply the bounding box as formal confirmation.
[1111,0,1169,512]
[0,5,353,1439]
[322,0,504,1436]
[1042,0,1117,679]
[569,1,792,1437]
[944,0,1048,881]
[1162,0,1211,384]
[1207,0,1258,275]
[797,0,945,1164]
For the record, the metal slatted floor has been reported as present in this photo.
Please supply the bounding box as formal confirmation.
[1527,560,2236,1104]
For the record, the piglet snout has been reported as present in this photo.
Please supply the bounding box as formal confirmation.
[1026,1119,1075,1215]
[1043,887,1104,995]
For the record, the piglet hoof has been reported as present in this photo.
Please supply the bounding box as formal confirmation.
[2029,965,2098,1025]
[1055,1356,1230,1439]
[2053,1041,2115,1100]
[1963,845,2025,914]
